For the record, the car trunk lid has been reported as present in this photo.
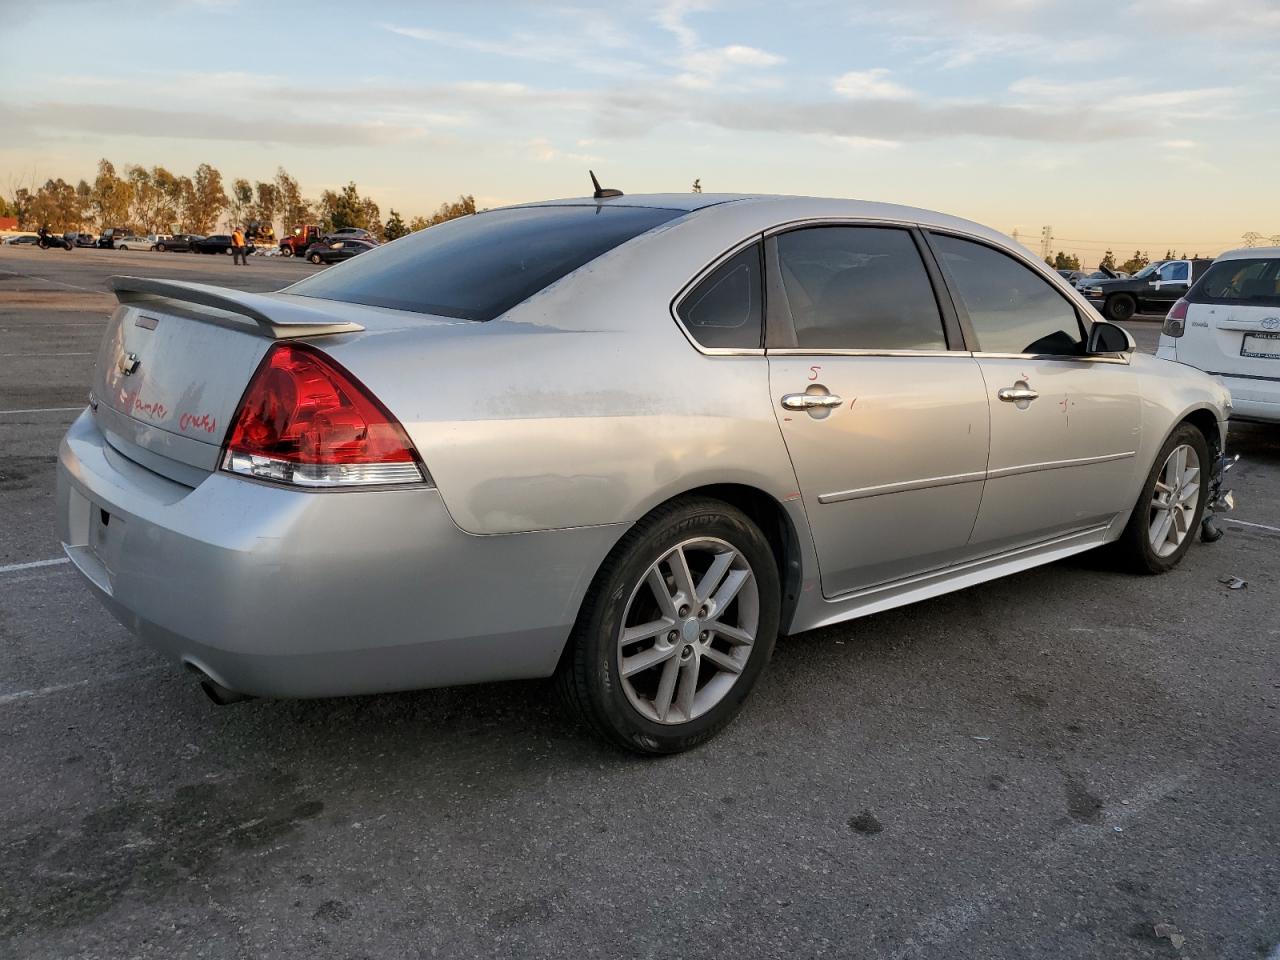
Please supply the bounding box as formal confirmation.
[91,278,368,483]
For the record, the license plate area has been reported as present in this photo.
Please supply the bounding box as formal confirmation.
[1241,331,1280,359]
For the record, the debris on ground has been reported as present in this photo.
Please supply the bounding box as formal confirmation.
[1152,922,1186,949]
[1218,576,1248,590]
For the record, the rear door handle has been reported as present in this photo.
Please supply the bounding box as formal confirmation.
[781,393,844,410]
[997,387,1039,403]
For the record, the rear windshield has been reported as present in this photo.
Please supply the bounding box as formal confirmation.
[287,205,684,321]
[1189,258,1280,307]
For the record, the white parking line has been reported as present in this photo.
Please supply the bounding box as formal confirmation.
[889,772,1194,960]
[0,557,70,574]
[0,269,104,294]
[1228,518,1280,535]
[0,406,83,415]
[0,351,94,357]
[0,665,167,707]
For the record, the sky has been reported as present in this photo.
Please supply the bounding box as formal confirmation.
[2,0,1278,264]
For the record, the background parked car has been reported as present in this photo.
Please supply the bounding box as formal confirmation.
[113,235,151,251]
[191,234,257,255]
[1156,247,1280,422]
[304,238,377,264]
[1083,258,1213,321]
[327,227,378,243]
[97,227,130,249]
[152,234,201,252]
[3,234,40,245]
[70,232,97,247]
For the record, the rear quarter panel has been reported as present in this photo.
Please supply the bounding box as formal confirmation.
[320,207,805,536]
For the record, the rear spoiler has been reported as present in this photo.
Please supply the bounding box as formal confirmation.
[109,277,363,338]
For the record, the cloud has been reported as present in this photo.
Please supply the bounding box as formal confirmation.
[9,101,432,147]
[702,96,1143,144]
[655,1,785,90]
[1161,139,1197,149]
[379,21,647,77]
[526,137,601,164]
[832,68,913,101]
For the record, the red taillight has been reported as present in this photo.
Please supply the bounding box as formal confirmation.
[221,342,426,487]
[1162,298,1189,338]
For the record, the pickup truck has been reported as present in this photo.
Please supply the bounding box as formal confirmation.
[1083,258,1214,322]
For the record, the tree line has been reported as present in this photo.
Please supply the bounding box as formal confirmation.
[1046,248,1202,275]
[0,159,477,241]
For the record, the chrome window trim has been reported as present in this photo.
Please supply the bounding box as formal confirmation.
[761,215,923,238]
[668,233,766,357]
[761,219,961,353]
[767,347,967,359]
[970,351,1131,365]
[923,226,1101,351]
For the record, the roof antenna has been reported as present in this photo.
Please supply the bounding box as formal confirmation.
[589,170,623,200]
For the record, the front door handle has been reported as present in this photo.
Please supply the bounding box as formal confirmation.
[781,393,844,410]
[997,386,1039,403]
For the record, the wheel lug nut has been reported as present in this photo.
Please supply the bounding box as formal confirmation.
[699,631,709,642]
[678,605,689,618]
[667,630,678,642]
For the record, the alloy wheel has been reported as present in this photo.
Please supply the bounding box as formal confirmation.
[1148,443,1201,558]
[617,537,759,725]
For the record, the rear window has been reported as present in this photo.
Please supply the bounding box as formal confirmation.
[1190,258,1280,307]
[287,205,684,321]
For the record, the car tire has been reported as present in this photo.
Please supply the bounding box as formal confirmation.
[156,243,167,252]
[118,245,128,251]
[556,497,781,755]
[1114,423,1210,574]
[280,247,293,258]
[1105,294,1136,322]
[309,253,323,264]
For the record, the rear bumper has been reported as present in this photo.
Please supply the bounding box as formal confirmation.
[1219,374,1280,423]
[57,410,619,698]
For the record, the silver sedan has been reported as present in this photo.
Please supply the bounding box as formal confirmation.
[56,193,1233,753]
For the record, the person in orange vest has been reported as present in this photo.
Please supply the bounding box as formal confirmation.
[231,226,248,266]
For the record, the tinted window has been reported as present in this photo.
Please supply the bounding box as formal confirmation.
[1191,258,1280,307]
[1160,261,1189,282]
[289,205,683,321]
[931,234,1083,355]
[677,243,763,349]
[774,227,946,350]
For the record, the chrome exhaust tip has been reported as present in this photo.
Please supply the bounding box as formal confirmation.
[185,663,254,705]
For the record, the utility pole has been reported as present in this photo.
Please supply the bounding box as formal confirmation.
[1040,225,1053,262]
[1242,232,1263,248]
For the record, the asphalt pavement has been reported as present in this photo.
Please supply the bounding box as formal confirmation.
[1,246,1276,960]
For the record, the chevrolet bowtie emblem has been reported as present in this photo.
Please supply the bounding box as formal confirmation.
[118,352,141,376]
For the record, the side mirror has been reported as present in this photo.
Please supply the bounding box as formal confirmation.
[1087,320,1134,354]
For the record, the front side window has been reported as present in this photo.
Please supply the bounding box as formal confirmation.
[931,233,1084,356]
[1191,258,1280,306]
[288,204,684,321]
[1160,261,1189,282]
[676,243,763,349]
[773,226,947,351]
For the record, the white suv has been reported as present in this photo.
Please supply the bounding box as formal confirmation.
[1156,247,1280,422]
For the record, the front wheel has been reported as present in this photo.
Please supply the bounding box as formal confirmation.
[280,247,293,258]
[309,253,323,264]
[1114,424,1209,573]
[1105,293,1136,322]
[156,243,167,252]
[556,497,781,754]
